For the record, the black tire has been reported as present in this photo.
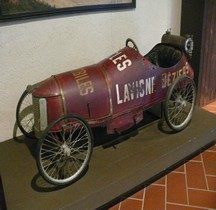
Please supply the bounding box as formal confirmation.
[16,90,35,139]
[36,114,93,186]
[164,75,196,132]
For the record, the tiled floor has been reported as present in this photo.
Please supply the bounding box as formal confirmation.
[109,102,216,210]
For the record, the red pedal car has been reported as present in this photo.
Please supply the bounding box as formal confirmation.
[16,31,196,185]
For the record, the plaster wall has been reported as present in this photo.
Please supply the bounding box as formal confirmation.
[0,0,182,142]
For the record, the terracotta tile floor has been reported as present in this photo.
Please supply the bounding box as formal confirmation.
[109,102,216,210]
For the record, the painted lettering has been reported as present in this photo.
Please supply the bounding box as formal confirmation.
[109,51,122,61]
[109,51,132,72]
[79,81,94,96]
[115,77,155,105]
[117,59,132,71]
[72,69,94,96]
[112,54,127,64]
[116,84,123,104]
[162,62,190,88]
[139,79,145,97]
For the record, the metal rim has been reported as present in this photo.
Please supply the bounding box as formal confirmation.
[164,75,196,131]
[37,114,93,185]
[16,90,35,138]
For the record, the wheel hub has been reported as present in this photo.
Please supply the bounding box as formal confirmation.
[176,96,187,109]
[62,144,71,157]
[181,100,187,107]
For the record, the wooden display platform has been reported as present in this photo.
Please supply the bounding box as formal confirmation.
[0,107,216,210]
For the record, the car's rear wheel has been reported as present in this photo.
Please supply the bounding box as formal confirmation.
[16,90,35,139]
[36,115,93,185]
[164,75,196,132]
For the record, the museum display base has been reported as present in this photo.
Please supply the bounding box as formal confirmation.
[0,107,216,210]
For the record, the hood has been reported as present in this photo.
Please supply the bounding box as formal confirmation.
[32,76,61,98]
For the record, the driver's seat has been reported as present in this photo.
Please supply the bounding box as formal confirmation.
[145,44,182,68]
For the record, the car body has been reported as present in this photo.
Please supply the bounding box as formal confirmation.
[31,34,194,137]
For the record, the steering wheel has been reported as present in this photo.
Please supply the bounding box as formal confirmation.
[126,38,139,53]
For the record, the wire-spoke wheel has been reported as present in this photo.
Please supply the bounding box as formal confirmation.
[36,115,93,185]
[16,90,35,138]
[164,75,196,132]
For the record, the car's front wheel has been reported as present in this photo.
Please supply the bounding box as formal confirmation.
[36,114,93,185]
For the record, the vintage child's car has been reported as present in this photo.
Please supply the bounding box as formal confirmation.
[16,31,196,185]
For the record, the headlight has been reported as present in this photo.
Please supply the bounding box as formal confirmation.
[39,98,48,131]
[33,97,48,138]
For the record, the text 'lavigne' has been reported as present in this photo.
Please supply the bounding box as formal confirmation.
[116,77,155,104]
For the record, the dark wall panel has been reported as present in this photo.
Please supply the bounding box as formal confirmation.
[181,0,216,106]
[198,0,216,106]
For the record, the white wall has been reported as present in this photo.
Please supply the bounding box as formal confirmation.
[0,0,182,142]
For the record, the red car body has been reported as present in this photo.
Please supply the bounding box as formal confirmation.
[32,37,194,137]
